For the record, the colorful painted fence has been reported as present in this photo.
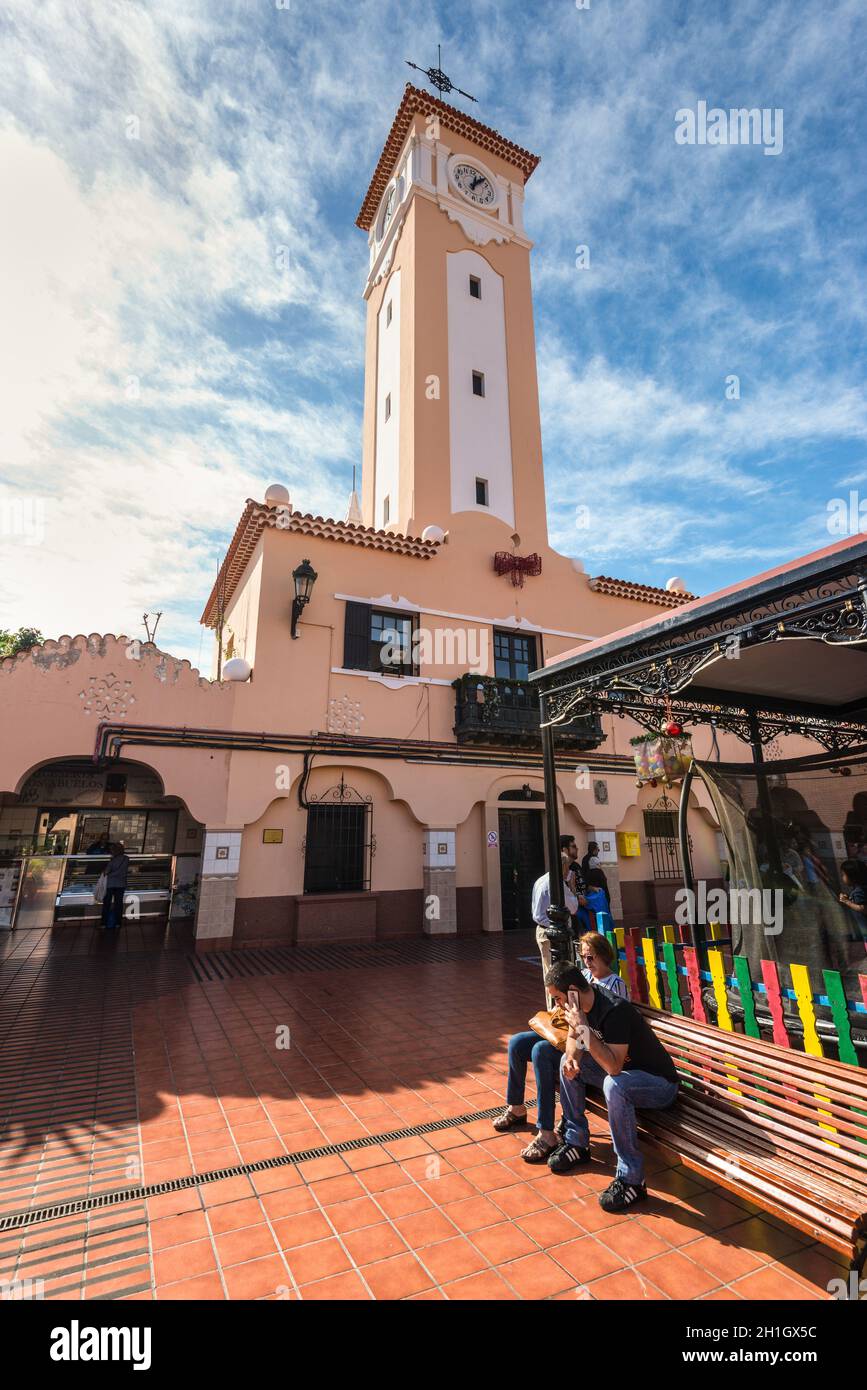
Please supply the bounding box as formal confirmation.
[593,911,867,1068]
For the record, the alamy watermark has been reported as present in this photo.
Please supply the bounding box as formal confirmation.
[675,880,784,936]
[675,102,783,157]
[379,624,489,674]
[0,498,45,546]
[827,490,867,537]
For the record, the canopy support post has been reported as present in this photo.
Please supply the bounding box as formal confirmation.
[678,758,698,951]
[539,694,572,964]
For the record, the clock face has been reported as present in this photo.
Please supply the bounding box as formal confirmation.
[377,179,401,241]
[452,163,497,208]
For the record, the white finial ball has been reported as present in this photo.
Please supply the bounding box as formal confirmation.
[666,576,686,592]
[222,657,252,682]
[421,524,445,543]
[265,484,291,506]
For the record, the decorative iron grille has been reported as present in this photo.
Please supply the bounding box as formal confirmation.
[642,793,685,881]
[302,776,374,894]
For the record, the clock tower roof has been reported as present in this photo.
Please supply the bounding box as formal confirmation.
[356,83,540,232]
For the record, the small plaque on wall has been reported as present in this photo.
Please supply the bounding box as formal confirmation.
[215,846,229,860]
[263,828,284,844]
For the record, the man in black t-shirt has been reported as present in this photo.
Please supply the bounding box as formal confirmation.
[543,960,679,1212]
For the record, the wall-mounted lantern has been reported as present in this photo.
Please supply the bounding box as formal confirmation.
[291,558,318,639]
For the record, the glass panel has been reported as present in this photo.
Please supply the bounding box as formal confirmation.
[370,610,414,676]
[144,811,177,854]
[493,631,536,681]
[14,856,65,929]
[107,811,148,853]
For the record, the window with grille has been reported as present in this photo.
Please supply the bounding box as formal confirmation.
[642,802,682,880]
[303,780,373,893]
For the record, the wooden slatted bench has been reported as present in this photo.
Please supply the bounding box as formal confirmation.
[585,1007,867,1272]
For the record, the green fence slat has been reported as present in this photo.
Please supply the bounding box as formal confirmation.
[733,955,760,1039]
[822,968,858,1067]
[662,941,683,1015]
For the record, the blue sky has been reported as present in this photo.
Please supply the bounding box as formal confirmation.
[1,0,865,667]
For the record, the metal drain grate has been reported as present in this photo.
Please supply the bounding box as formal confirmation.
[0,1100,536,1234]
[187,933,534,982]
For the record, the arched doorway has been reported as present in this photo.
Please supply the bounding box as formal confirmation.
[0,757,204,931]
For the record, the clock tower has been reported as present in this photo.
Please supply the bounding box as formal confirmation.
[356,85,548,549]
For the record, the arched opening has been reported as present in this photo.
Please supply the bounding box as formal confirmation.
[0,757,204,933]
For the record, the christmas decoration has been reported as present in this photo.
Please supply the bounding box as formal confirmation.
[493,552,542,587]
[630,733,693,787]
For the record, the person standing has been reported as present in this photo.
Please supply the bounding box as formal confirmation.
[581,841,610,910]
[839,859,867,943]
[532,865,579,1006]
[560,833,587,932]
[101,842,130,931]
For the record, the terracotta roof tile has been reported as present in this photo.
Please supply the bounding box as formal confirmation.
[357,83,540,232]
[588,575,697,608]
[200,501,439,628]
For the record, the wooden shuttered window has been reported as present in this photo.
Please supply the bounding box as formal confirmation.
[343,601,371,671]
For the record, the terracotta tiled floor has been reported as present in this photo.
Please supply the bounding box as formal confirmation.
[0,928,847,1300]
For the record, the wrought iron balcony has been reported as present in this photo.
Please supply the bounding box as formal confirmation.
[452,674,604,749]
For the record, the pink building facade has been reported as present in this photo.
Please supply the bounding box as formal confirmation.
[0,87,740,948]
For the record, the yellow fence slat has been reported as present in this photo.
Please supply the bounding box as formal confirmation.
[641,937,662,1009]
[615,928,627,986]
[707,949,732,1031]
[708,948,740,1095]
[790,962,835,1137]
[661,923,676,944]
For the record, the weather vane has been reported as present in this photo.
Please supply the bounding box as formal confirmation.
[405,45,477,103]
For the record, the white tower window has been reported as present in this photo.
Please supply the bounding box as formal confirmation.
[386,300,393,325]
[472,371,485,398]
[384,392,391,420]
[383,495,390,525]
[469,275,482,300]
[475,478,489,506]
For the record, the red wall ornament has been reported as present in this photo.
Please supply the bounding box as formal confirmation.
[493,552,542,587]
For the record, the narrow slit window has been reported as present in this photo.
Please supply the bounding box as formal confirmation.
[475,477,489,506]
[386,300,392,326]
[383,495,390,526]
[469,275,481,300]
[384,392,391,421]
[472,370,485,397]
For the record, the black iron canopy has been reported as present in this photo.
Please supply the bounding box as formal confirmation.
[532,535,867,752]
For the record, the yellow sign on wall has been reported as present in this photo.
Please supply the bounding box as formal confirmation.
[616,831,641,858]
[263,829,284,844]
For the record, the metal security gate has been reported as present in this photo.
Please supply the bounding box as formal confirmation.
[302,778,374,893]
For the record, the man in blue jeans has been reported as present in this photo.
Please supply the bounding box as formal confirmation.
[544,960,679,1212]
